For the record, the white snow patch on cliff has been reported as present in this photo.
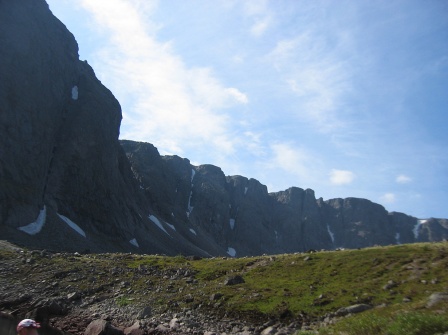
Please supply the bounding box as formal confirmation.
[57,213,86,237]
[413,219,427,239]
[166,222,176,231]
[395,232,401,244]
[129,238,139,247]
[71,85,78,100]
[229,219,235,230]
[227,247,236,257]
[327,224,335,243]
[189,228,197,235]
[244,187,248,195]
[18,206,46,235]
[149,215,170,236]
[187,190,194,217]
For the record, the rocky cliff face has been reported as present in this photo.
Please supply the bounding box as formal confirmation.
[1,0,446,257]
[0,0,215,257]
[121,140,448,257]
[0,0,148,253]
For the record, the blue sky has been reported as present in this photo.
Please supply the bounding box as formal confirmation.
[46,0,448,219]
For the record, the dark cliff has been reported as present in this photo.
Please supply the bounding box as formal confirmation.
[1,0,446,257]
[0,0,216,257]
[122,140,448,257]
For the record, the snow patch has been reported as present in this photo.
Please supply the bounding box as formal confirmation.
[18,206,46,235]
[186,169,196,218]
[189,228,197,235]
[244,187,248,195]
[57,213,86,237]
[129,238,139,247]
[71,86,78,100]
[413,220,425,239]
[187,190,194,218]
[166,222,176,231]
[395,232,401,244]
[149,215,170,236]
[327,224,335,244]
[227,247,236,257]
[229,219,235,230]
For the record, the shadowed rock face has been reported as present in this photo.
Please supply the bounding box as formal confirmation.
[0,0,214,257]
[0,0,148,252]
[121,141,448,256]
[1,0,446,257]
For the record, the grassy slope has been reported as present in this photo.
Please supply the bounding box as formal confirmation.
[1,242,447,333]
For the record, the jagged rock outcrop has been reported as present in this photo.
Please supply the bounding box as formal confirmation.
[1,0,446,257]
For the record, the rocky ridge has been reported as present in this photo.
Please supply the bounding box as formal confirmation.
[121,140,448,256]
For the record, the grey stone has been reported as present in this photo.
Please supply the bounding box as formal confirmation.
[427,292,448,308]
[84,319,124,335]
[335,304,372,316]
[224,275,245,286]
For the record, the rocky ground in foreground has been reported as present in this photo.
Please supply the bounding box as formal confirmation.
[0,241,305,335]
[1,240,447,335]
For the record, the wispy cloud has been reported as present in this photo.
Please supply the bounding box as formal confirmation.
[266,32,352,133]
[242,0,272,37]
[380,193,396,204]
[78,0,248,157]
[263,143,320,186]
[396,174,412,184]
[250,17,272,37]
[329,169,355,185]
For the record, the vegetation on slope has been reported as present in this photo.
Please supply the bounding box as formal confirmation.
[0,241,447,334]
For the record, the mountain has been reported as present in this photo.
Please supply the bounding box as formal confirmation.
[1,0,447,257]
[121,140,448,256]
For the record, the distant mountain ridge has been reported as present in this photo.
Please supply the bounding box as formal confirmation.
[120,140,448,256]
[1,0,447,257]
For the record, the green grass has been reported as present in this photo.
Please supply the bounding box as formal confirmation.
[187,244,448,318]
[1,242,447,331]
[306,310,448,335]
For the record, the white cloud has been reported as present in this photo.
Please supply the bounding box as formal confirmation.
[243,0,269,16]
[242,0,272,37]
[380,193,396,204]
[329,169,355,185]
[266,31,352,133]
[78,0,247,157]
[266,143,315,181]
[396,174,412,184]
[226,87,249,104]
[250,17,271,37]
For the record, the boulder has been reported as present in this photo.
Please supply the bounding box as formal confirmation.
[224,275,245,286]
[335,304,372,316]
[84,320,123,335]
[427,292,448,308]
[124,322,143,335]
